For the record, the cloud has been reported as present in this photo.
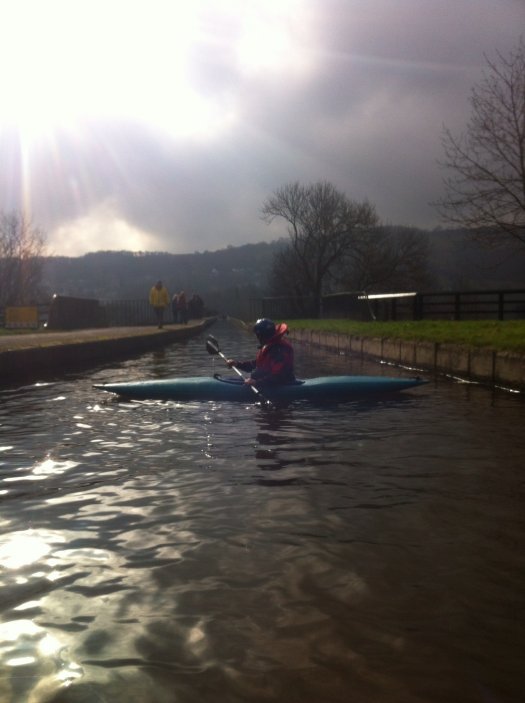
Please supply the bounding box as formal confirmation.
[1,0,523,255]
[47,199,162,256]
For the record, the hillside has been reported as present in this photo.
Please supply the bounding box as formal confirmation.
[40,229,525,307]
[428,230,525,290]
[42,241,285,301]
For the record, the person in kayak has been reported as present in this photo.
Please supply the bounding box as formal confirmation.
[227,318,296,386]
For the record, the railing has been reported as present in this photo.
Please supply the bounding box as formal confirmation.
[251,289,525,321]
[384,289,525,321]
[100,299,212,326]
[101,299,156,326]
[3,289,524,328]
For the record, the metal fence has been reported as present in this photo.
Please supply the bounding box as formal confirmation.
[3,289,525,328]
[251,289,525,322]
[380,289,525,321]
[101,299,157,326]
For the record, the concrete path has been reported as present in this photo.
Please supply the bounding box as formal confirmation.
[0,319,214,383]
[0,322,207,350]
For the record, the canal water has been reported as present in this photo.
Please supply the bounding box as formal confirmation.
[0,320,523,703]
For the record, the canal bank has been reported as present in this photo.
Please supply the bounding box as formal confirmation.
[0,319,215,384]
[289,328,525,392]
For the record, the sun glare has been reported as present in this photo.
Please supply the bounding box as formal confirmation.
[0,531,55,569]
[0,0,312,253]
[234,0,310,75]
[0,0,228,142]
[0,0,311,142]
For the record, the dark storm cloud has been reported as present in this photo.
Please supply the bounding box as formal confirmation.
[240,0,524,227]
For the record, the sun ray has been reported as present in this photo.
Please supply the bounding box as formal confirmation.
[0,0,313,253]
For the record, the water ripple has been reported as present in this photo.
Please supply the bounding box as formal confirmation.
[0,323,523,702]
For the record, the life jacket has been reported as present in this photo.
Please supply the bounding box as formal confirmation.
[252,323,295,385]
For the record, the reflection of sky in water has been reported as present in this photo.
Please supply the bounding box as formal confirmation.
[0,530,86,697]
[1,457,79,487]
[0,531,56,569]
[0,464,205,700]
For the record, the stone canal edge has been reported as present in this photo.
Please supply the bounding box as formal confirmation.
[289,328,525,393]
[0,319,215,384]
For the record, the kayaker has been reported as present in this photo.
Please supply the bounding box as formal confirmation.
[149,280,170,328]
[227,318,296,386]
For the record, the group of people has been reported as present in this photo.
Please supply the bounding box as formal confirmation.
[172,290,188,324]
[148,281,204,329]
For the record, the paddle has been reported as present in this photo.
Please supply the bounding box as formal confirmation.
[206,335,275,408]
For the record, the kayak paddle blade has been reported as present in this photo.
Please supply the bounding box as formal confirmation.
[206,336,220,355]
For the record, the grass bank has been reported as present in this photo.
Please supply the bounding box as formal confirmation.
[289,320,525,354]
[0,328,40,336]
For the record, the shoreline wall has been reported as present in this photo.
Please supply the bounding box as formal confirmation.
[289,329,525,392]
[0,319,215,385]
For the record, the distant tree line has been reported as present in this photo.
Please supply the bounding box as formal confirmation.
[1,216,523,319]
[41,242,281,305]
[40,230,525,300]
[262,181,432,313]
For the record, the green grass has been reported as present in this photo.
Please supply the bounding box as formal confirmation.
[3,319,525,354]
[288,319,525,354]
[0,328,41,336]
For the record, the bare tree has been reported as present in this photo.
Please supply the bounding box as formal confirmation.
[435,38,525,248]
[267,245,318,316]
[0,211,47,307]
[262,181,378,312]
[336,226,433,292]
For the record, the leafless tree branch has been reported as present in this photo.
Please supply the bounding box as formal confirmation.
[435,37,525,248]
[262,181,378,311]
[0,211,47,306]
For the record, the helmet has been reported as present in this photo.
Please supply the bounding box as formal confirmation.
[253,318,276,343]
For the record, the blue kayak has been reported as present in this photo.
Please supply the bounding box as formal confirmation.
[94,374,427,402]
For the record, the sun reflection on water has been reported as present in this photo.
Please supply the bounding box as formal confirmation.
[0,532,57,570]
[0,618,84,695]
[32,458,79,477]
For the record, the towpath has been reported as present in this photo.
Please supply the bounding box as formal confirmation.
[0,319,214,383]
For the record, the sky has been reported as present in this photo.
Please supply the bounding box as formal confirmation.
[0,0,523,257]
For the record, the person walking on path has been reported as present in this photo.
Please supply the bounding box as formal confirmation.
[227,318,295,386]
[149,280,170,328]
[173,290,188,324]
[188,293,204,320]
